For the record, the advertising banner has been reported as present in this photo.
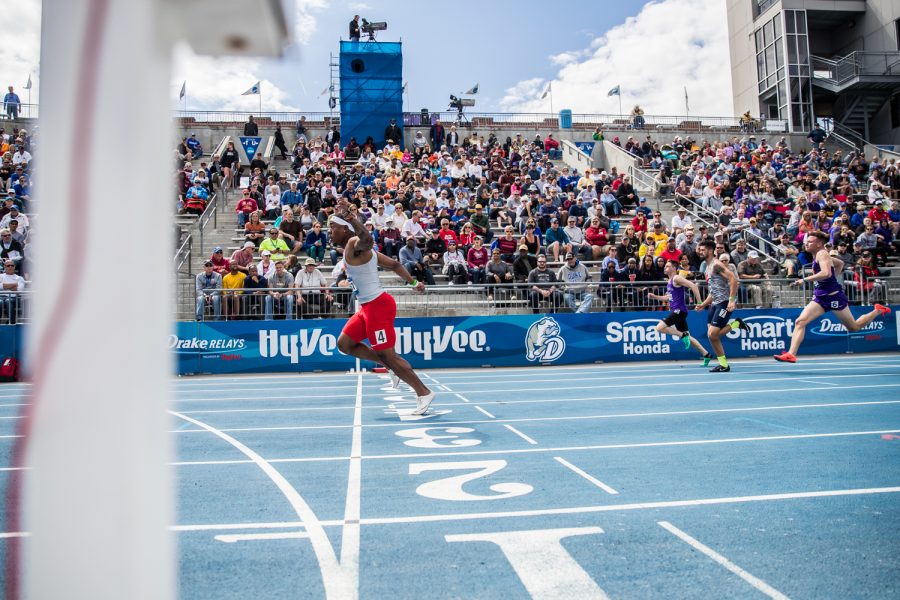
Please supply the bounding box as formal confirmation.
[238,136,262,162]
[573,141,596,156]
[172,306,898,375]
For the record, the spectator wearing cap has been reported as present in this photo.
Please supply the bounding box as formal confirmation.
[0,259,25,324]
[486,248,514,300]
[265,260,295,320]
[399,236,435,285]
[513,244,537,283]
[280,181,303,210]
[635,197,652,218]
[259,227,291,261]
[0,205,27,234]
[379,217,402,258]
[470,204,493,243]
[295,257,332,317]
[230,242,256,274]
[209,247,230,275]
[544,218,571,263]
[671,206,692,235]
[235,189,259,227]
[558,252,594,313]
[186,133,203,159]
[442,240,468,285]
[257,250,276,278]
[527,254,563,313]
[616,175,638,212]
[659,237,682,263]
[195,261,222,321]
[737,250,772,308]
[599,185,621,218]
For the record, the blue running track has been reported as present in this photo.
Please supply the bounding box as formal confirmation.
[1,353,899,598]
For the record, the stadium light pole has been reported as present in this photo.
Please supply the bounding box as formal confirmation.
[15,1,289,599]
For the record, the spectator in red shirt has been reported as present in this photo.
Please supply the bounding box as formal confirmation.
[437,219,459,247]
[659,237,683,263]
[235,189,258,226]
[466,236,489,284]
[585,216,609,259]
[543,134,560,152]
[210,247,230,275]
[631,211,649,235]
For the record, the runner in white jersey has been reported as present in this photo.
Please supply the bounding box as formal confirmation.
[330,199,435,414]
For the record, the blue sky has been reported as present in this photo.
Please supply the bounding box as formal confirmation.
[2,0,734,118]
[253,0,650,113]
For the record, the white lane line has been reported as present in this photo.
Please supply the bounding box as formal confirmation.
[438,385,451,392]
[168,486,900,530]
[0,403,29,408]
[168,411,351,599]
[474,406,496,419]
[177,383,900,414]
[0,435,22,439]
[174,393,357,403]
[455,393,471,403]
[797,379,839,387]
[339,373,363,596]
[554,457,619,495]
[169,399,900,434]
[658,521,791,600]
[504,425,538,445]
[215,531,310,544]
[426,359,900,381]
[423,374,442,385]
[171,429,900,467]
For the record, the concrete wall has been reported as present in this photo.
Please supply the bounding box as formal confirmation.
[727,0,759,119]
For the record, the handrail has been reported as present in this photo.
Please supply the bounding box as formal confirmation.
[174,109,789,132]
[173,233,193,276]
[195,192,218,254]
[812,51,900,86]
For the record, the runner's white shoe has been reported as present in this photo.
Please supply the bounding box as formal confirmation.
[389,370,400,389]
[412,392,435,415]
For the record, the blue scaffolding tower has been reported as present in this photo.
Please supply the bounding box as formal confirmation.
[339,40,403,149]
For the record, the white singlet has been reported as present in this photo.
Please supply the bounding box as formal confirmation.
[344,250,385,304]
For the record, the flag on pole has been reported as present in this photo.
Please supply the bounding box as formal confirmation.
[684,86,689,113]
[318,85,330,98]
[541,82,552,99]
[607,85,620,97]
[179,81,186,100]
[242,81,261,96]
[464,83,479,95]
[24,75,32,90]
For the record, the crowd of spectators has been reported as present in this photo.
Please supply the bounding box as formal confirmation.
[0,125,32,323]
[190,116,900,320]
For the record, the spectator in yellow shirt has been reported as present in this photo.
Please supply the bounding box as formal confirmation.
[259,227,291,261]
[222,263,247,319]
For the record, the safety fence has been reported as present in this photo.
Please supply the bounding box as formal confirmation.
[174,110,790,133]
[180,276,899,323]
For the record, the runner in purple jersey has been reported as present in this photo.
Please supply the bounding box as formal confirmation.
[775,231,891,363]
[649,260,712,361]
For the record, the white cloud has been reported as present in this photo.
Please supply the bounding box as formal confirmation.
[0,0,42,108]
[501,0,733,117]
[172,0,329,110]
[348,2,371,10]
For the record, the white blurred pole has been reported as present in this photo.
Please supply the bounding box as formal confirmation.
[23,0,174,598]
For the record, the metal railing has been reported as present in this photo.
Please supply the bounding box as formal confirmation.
[812,52,900,87]
[174,233,193,277]
[177,276,899,322]
[193,193,219,254]
[1,103,38,120]
[173,109,789,133]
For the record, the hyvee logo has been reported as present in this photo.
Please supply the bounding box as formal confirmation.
[525,317,566,362]
[169,335,246,352]
[259,329,338,364]
[726,316,794,351]
[395,326,487,361]
[605,319,671,355]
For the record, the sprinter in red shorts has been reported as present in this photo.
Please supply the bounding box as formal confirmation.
[330,199,435,414]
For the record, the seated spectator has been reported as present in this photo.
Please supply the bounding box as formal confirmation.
[186,133,203,159]
[466,236,488,284]
[259,227,291,261]
[486,247,514,300]
[0,260,25,324]
[221,263,246,319]
[585,217,609,259]
[195,261,222,321]
[737,251,772,308]
[379,217,402,258]
[244,211,266,247]
[235,189,259,227]
[470,204,493,243]
[399,236,435,285]
[295,257,333,317]
[265,260,295,320]
[544,218,571,262]
[0,228,24,269]
[209,247,230,275]
[279,208,304,254]
[443,240,468,285]
[513,245,537,283]
[558,252,593,313]
[230,241,256,274]
[671,206,692,235]
[527,254,563,313]
[304,222,328,264]
[853,250,888,303]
